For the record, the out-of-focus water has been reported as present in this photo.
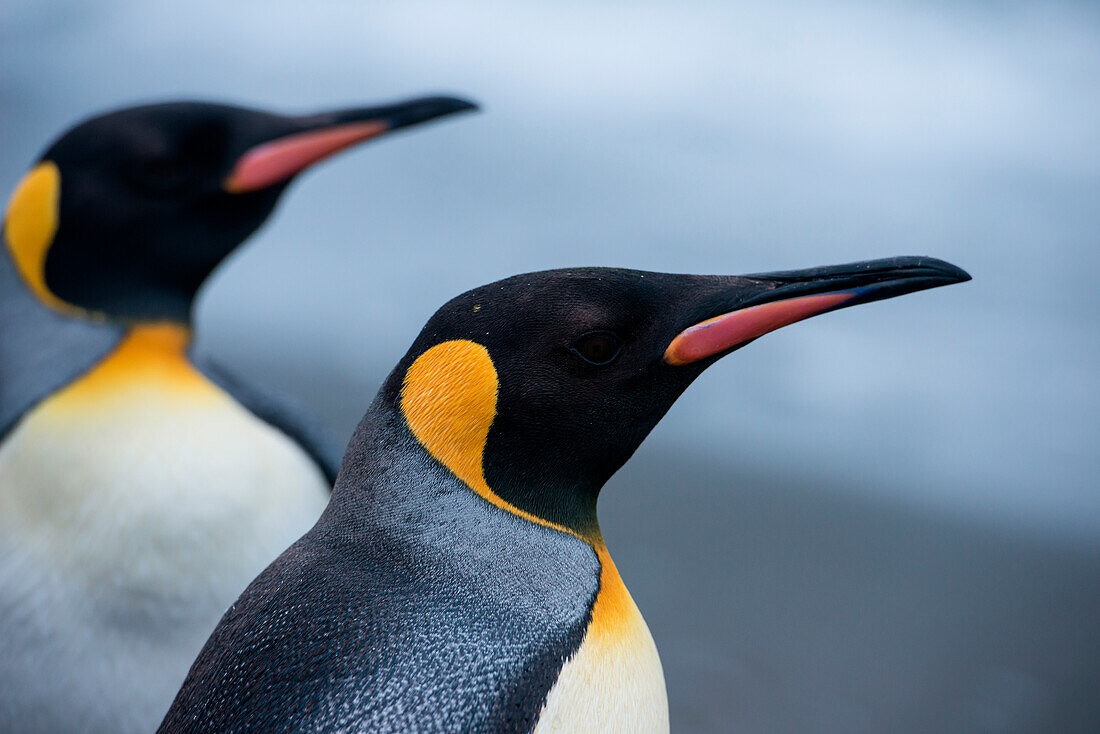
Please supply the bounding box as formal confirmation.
[3,1,1098,731]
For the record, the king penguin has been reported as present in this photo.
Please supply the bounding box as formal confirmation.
[0,95,476,733]
[161,257,969,733]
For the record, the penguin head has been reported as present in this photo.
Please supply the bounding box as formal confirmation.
[385,258,969,538]
[2,96,476,322]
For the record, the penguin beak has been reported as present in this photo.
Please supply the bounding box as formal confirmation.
[663,256,971,366]
[223,96,478,193]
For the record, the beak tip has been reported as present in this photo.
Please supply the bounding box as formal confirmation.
[452,97,480,113]
[378,94,481,131]
[917,256,971,285]
[949,266,972,284]
[430,96,480,118]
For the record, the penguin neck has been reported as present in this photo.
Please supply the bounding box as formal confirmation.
[482,462,604,541]
[340,397,637,615]
[336,400,648,660]
[43,255,200,326]
[113,322,194,363]
[62,322,197,399]
[2,242,198,328]
[460,465,644,654]
[339,398,608,543]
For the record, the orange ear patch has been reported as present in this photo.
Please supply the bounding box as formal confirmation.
[4,161,68,310]
[400,340,499,495]
[400,339,578,536]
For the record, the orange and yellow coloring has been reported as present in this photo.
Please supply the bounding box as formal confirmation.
[399,340,667,731]
[400,339,575,536]
[40,323,217,420]
[3,162,70,311]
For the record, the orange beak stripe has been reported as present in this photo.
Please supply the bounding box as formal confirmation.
[224,120,390,193]
[663,291,859,366]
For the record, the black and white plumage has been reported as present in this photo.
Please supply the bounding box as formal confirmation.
[0,96,475,733]
[163,261,968,733]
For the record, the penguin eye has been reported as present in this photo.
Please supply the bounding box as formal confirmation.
[571,331,621,366]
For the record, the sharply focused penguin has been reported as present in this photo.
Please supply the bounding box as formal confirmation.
[162,257,969,733]
[0,95,476,733]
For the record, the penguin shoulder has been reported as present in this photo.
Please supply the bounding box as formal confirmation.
[162,465,601,733]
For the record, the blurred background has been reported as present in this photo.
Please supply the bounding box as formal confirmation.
[3,1,1098,731]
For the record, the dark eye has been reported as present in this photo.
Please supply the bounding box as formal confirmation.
[571,331,622,366]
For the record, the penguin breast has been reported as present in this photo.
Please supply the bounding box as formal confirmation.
[0,324,329,731]
[0,324,329,603]
[534,547,669,733]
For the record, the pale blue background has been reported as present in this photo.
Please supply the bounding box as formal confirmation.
[3,1,1098,731]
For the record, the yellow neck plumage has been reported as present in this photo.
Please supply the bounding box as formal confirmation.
[73,322,198,390]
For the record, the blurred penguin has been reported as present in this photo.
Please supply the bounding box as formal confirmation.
[0,95,476,733]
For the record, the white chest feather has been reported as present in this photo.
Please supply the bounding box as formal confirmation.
[534,549,670,733]
[0,326,330,732]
